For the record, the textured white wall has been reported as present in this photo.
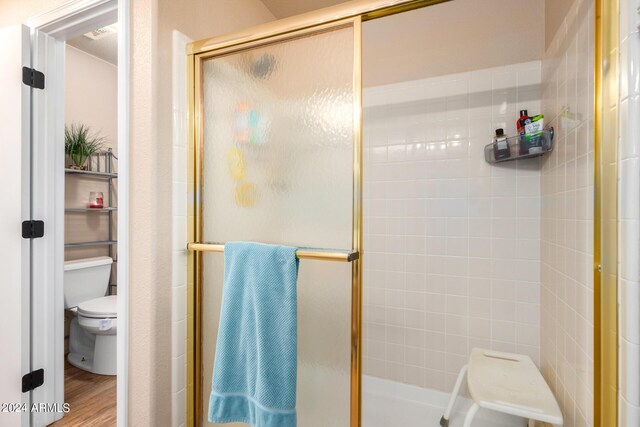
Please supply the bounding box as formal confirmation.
[0,0,70,28]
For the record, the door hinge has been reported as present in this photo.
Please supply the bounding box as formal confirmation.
[22,220,45,239]
[22,369,44,393]
[22,66,45,89]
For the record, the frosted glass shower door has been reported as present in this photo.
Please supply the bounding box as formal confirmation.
[198,23,357,427]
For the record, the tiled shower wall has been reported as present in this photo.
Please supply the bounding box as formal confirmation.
[619,0,640,424]
[540,0,595,426]
[363,60,543,392]
[171,31,190,427]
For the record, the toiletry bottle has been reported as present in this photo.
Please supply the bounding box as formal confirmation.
[493,128,510,160]
[525,114,545,154]
[517,109,532,154]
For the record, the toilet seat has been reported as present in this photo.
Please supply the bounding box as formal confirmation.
[77,295,117,319]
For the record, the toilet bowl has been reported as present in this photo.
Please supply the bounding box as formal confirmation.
[68,295,117,375]
[64,257,117,376]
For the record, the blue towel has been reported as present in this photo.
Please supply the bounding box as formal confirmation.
[209,242,300,427]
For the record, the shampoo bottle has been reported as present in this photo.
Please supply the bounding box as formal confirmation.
[525,114,545,154]
[517,109,532,154]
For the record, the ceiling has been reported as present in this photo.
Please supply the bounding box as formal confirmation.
[66,29,118,66]
[260,0,348,18]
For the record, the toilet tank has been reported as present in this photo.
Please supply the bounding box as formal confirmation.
[64,256,113,309]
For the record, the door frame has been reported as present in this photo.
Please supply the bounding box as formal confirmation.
[594,0,619,425]
[0,23,33,427]
[186,1,449,426]
[26,0,130,425]
[188,18,364,427]
[187,1,619,427]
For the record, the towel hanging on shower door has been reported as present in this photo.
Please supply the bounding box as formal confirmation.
[208,241,300,427]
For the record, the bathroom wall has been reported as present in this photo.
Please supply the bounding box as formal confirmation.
[362,60,543,393]
[64,44,118,262]
[0,0,69,28]
[540,0,595,425]
[545,0,575,49]
[363,0,544,87]
[618,0,640,424]
[130,0,275,425]
[65,45,118,149]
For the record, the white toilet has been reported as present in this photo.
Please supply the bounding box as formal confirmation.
[63,256,117,376]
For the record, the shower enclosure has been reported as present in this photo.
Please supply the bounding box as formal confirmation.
[186,1,610,426]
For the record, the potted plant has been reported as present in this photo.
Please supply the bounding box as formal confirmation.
[64,123,106,170]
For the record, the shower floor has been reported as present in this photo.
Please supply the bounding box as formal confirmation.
[362,376,526,427]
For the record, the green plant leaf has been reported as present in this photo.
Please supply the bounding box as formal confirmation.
[64,123,106,168]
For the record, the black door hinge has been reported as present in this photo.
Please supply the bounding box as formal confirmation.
[22,220,44,239]
[22,67,45,89]
[22,369,44,393]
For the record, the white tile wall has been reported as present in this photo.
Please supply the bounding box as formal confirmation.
[363,61,543,393]
[540,0,595,426]
[171,30,190,427]
[619,0,640,425]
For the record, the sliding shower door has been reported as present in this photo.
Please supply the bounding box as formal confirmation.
[192,21,359,427]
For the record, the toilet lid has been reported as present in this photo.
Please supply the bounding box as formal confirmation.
[77,295,117,318]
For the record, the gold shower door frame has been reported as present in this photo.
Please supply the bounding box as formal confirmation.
[186,0,616,426]
[187,17,363,427]
[186,2,450,426]
[594,0,619,425]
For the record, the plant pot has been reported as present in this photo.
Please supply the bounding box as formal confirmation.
[65,154,88,170]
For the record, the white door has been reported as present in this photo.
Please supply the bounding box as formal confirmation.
[0,24,36,427]
[0,24,64,427]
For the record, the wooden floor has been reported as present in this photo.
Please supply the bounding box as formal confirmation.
[49,361,116,426]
